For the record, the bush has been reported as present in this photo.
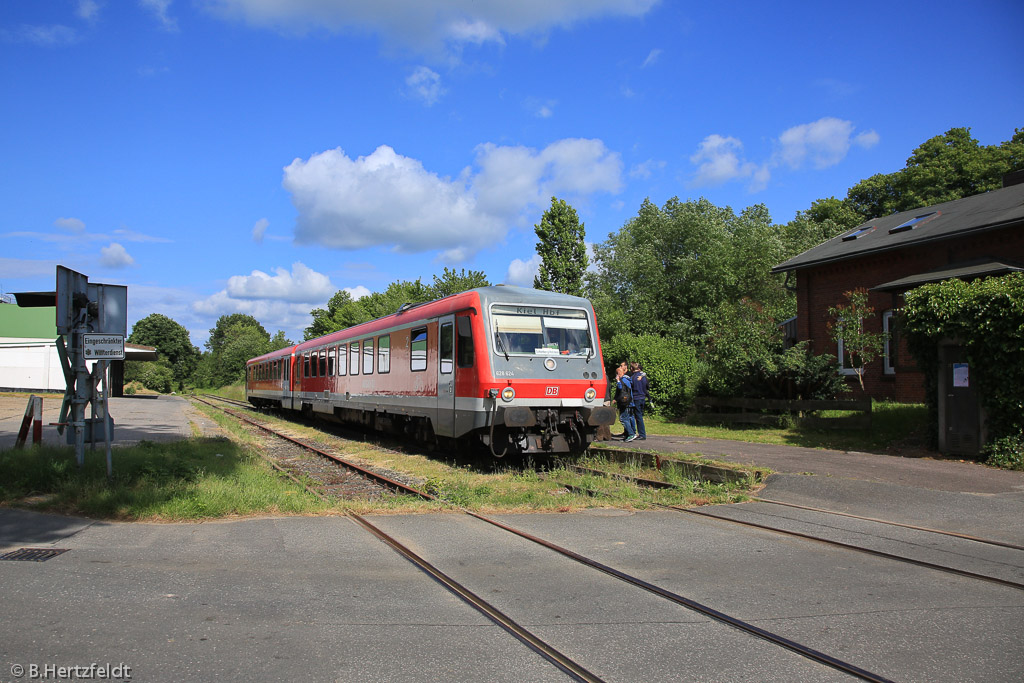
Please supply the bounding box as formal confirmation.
[984,433,1024,471]
[902,272,1024,455]
[125,360,174,394]
[602,333,699,417]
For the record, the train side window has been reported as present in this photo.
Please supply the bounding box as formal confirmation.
[410,327,427,372]
[350,342,359,375]
[338,343,347,376]
[378,335,390,373]
[303,354,310,378]
[319,349,327,377]
[328,348,335,376]
[440,322,453,374]
[363,338,374,375]
[457,316,474,368]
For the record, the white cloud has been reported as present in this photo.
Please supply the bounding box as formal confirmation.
[641,48,662,68]
[406,66,444,106]
[201,0,657,55]
[225,262,335,303]
[77,1,101,21]
[192,290,314,333]
[141,0,178,32]
[252,218,269,242]
[854,129,880,149]
[100,243,135,268]
[283,138,622,261]
[689,118,880,191]
[54,217,86,233]
[2,25,78,46]
[345,285,371,300]
[505,254,542,287]
[777,117,858,170]
[689,135,760,187]
[629,159,665,180]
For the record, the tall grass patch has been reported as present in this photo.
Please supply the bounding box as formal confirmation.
[0,438,328,520]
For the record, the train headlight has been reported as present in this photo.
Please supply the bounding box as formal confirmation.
[501,387,516,402]
[584,388,597,402]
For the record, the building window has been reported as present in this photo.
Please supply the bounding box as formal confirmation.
[411,327,427,372]
[378,335,390,374]
[883,310,897,375]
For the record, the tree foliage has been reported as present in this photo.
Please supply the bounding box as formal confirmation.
[588,197,789,343]
[600,333,699,417]
[534,197,588,297]
[127,313,200,388]
[431,267,490,298]
[901,273,1024,464]
[827,288,885,391]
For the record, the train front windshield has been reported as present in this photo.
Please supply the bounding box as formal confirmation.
[491,305,593,357]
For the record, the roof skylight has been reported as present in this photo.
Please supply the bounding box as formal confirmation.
[889,211,940,234]
[841,226,876,242]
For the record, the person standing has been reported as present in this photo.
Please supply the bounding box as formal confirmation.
[614,363,637,442]
[629,362,648,440]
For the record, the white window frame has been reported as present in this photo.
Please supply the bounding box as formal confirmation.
[882,310,896,375]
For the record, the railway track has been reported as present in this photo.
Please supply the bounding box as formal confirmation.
[569,465,1024,591]
[196,394,899,682]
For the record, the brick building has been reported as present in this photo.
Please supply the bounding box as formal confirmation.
[772,180,1024,403]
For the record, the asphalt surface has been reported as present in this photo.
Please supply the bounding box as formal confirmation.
[1,395,1022,681]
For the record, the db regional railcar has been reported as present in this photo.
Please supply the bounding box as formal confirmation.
[245,286,616,457]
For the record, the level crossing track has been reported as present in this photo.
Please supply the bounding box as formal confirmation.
[567,465,1024,591]
[194,394,901,682]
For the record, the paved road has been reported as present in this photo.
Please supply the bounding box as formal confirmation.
[2,395,1022,681]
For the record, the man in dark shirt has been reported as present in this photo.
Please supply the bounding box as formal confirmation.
[614,362,637,441]
[629,362,648,440]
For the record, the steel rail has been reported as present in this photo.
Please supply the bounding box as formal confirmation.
[346,512,606,683]
[679,506,1024,591]
[193,396,432,500]
[753,497,1024,552]
[203,401,893,681]
[465,510,895,683]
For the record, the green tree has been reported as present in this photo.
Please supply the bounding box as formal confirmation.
[128,313,200,387]
[207,314,268,354]
[827,288,884,391]
[269,330,293,351]
[430,267,490,298]
[218,322,272,385]
[534,197,588,296]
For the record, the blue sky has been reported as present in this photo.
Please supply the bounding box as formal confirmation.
[2,0,1022,347]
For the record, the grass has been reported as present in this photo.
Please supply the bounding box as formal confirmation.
[0,395,763,522]
[191,382,247,402]
[643,400,929,454]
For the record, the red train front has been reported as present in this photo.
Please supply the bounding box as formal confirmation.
[246,286,616,457]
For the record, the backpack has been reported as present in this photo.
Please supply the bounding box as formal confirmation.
[615,379,632,407]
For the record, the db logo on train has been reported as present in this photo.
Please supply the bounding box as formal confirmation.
[545,386,559,396]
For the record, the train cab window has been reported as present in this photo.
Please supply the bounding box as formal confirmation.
[378,335,390,373]
[338,344,347,376]
[363,338,374,375]
[350,342,359,375]
[319,349,327,377]
[457,316,474,368]
[410,327,427,372]
[303,354,310,378]
[440,322,453,374]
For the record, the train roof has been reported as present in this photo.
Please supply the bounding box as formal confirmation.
[247,285,597,364]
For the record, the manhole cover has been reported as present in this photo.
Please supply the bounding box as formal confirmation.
[0,548,69,562]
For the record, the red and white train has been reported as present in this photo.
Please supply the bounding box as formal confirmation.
[246,286,616,457]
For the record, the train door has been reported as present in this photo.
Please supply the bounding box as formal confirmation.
[436,315,455,437]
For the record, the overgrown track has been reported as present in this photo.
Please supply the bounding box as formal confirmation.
[197,395,894,682]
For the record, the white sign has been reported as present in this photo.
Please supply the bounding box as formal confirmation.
[953,363,969,388]
[83,334,125,360]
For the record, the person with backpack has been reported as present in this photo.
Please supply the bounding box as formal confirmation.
[629,362,649,440]
[614,362,637,442]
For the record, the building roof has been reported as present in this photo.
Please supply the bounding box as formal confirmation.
[0,304,57,339]
[871,258,1024,292]
[772,182,1024,273]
